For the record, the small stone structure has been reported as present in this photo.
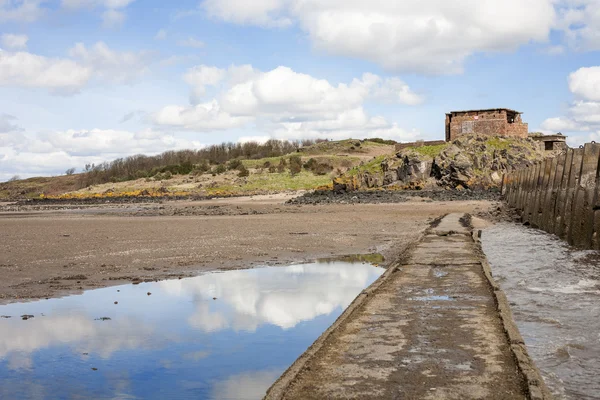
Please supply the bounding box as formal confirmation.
[445,108,528,141]
[529,133,568,152]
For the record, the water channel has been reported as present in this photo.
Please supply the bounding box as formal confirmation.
[0,260,384,400]
[482,223,600,399]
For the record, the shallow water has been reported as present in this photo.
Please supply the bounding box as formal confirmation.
[482,223,600,400]
[0,260,384,400]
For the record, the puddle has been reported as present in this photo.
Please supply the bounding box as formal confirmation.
[482,223,600,400]
[411,295,453,301]
[0,261,384,400]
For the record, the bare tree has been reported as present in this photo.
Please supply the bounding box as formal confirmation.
[65,168,76,175]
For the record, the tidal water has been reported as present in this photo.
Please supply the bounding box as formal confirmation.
[0,260,384,400]
[482,223,600,399]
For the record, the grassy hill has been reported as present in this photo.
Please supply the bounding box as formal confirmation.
[0,139,396,201]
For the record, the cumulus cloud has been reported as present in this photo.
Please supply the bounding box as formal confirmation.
[0,128,205,181]
[568,66,600,101]
[0,0,45,22]
[556,0,600,51]
[152,64,422,142]
[0,41,154,94]
[68,41,153,84]
[152,101,252,131]
[202,0,292,27]
[61,0,135,27]
[541,65,600,146]
[201,0,556,73]
[0,50,92,94]
[1,33,28,50]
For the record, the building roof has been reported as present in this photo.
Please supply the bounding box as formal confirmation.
[529,133,568,141]
[446,108,523,115]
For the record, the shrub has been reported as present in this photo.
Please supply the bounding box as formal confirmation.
[213,164,227,175]
[65,168,76,175]
[268,165,277,173]
[303,158,317,170]
[238,165,249,177]
[277,159,287,173]
[228,159,243,170]
[289,155,302,175]
[312,162,333,175]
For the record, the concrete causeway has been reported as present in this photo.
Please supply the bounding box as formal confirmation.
[266,214,550,400]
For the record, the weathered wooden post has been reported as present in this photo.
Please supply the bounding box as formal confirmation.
[569,143,600,248]
[561,148,584,241]
[540,156,558,232]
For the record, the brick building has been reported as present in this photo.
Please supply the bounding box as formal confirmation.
[445,108,528,142]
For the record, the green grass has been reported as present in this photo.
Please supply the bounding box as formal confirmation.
[242,154,361,169]
[411,144,448,158]
[300,139,392,155]
[485,137,512,151]
[209,170,331,193]
[346,155,387,176]
[241,156,285,168]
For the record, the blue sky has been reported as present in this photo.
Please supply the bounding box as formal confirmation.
[2,0,600,180]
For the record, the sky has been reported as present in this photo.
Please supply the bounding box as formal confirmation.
[2,0,600,181]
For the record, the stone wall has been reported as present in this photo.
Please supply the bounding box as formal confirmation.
[502,143,600,249]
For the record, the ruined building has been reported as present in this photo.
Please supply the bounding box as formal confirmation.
[529,133,568,152]
[445,108,528,141]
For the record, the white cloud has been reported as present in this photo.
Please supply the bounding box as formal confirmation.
[0,50,92,94]
[152,64,422,141]
[0,41,153,94]
[152,101,252,131]
[556,0,600,51]
[177,36,205,48]
[0,0,45,22]
[101,8,125,27]
[540,116,582,132]
[201,0,556,73]
[568,66,600,101]
[68,41,153,84]
[0,114,22,132]
[237,135,271,144]
[0,128,205,180]
[202,0,292,27]
[61,0,135,27]
[541,65,600,146]
[1,33,28,50]
[155,29,167,40]
[184,65,226,102]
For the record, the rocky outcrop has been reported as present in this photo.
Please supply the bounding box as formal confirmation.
[349,135,548,190]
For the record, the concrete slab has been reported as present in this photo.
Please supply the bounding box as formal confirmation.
[267,214,538,400]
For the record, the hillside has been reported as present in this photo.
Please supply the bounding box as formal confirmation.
[0,139,395,201]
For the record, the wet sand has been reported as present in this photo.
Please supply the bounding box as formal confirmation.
[0,195,495,304]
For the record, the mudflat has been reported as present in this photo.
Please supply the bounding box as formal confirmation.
[0,195,494,304]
